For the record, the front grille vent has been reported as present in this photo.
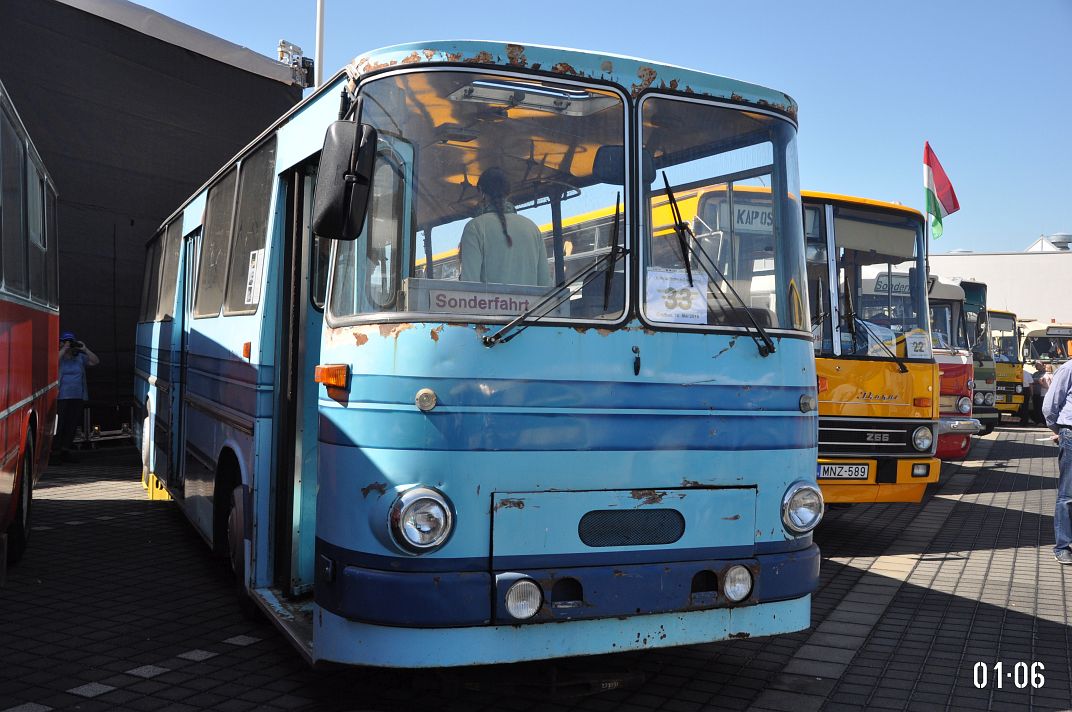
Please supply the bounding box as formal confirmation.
[578,509,685,547]
[819,418,933,457]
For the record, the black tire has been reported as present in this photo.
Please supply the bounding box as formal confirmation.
[226,485,261,619]
[6,437,33,565]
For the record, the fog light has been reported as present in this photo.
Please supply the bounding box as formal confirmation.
[505,579,542,619]
[723,565,753,603]
[957,396,972,414]
[1015,385,1023,394]
[912,463,930,477]
[973,392,985,406]
[984,392,995,406]
[912,426,933,452]
[782,482,824,534]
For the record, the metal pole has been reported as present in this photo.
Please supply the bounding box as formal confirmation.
[315,0,325,87]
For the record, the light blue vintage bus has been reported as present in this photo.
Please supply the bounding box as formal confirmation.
[135,41,822,667]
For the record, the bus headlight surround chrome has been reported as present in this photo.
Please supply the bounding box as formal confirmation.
[782,482,824,534]
[723,565,753,603]
[504,579,543,620]
[956,396,972,414]
[912,425,934,452]
[984,392,995,406]
[389,486,454,553]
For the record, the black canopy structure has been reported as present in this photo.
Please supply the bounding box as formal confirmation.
[0,0,303,433]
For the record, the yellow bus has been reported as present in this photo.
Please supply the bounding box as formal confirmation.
[802,193,940,503]
[988,309,1024,419]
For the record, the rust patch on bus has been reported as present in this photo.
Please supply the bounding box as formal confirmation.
[552,62,579,76]
[378,323,414,339]
[596,328,614,337]
[401,52,423,64]
[361,482,387,498]
[430,326,444,342]
[506,44,528,66]
[681,478,703,488]
[467,50,495,65]
[354,333,369,347]
[495,498,526,511]
[729,632,751,639]
[722,514,741,521]
[630,489,665,505]
[601,60,613,74]
[631,66,657,96]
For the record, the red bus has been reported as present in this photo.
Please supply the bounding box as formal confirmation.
[1,79,60,565]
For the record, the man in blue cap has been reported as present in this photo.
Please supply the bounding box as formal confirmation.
[55,332,99,462]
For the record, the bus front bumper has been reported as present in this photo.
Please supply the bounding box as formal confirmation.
[817,457,940,504]
[314,540,818,629]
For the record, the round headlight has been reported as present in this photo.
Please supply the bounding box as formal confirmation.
[973,392,985,406]
[723,565,753,603]
[957,396,972,414]
[389,487,454,552]
[782,482,824,534]
[912,425,933,451]
[984,392,995,406]
[1015,384,1023,394]
[505,579,542,619]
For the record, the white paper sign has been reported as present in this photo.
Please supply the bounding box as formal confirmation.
[645,268,708,324]
[244,249,265,305]
[905,329,932,359]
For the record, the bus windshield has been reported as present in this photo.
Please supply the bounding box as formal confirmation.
[328,70,627,323]
[930,301,968,351]
[964,302,991,359]
[639,97,807,332]
[826,207,927,358]
[990,313,1020,363]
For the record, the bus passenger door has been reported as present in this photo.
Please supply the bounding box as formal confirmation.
[273,163,323,596]
[172,230,201,493]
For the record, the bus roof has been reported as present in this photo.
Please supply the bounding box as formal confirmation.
[988,309,1017,319]
[345,41,798,122]
[801,191,924,220]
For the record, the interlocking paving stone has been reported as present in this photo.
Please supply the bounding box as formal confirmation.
[2,432,1069,710]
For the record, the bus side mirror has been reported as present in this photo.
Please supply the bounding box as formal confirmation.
[311,121,378,241]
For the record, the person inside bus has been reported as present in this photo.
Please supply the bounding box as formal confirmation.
[460,167,552,288]
[54,332,99,463]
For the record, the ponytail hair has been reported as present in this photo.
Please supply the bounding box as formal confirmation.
[478,168,513,247]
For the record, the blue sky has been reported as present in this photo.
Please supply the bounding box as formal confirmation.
[133,0,1070,254]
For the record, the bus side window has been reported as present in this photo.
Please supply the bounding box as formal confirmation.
[27,164,48,303]
[156,219,184,320]
[193,167,238,318]
[45,186,58,306]
[224,136,277,315]
[1,113,27,295]
[139,233,162,323]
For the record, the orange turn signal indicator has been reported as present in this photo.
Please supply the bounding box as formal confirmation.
[315,364,350,389]
[817,376,829,393]
[242,341,252,360]
[913,397,932,408]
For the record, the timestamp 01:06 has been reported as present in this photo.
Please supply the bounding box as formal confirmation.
[973,662,1045,689]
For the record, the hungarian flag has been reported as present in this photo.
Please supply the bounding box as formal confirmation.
[924,142,960,239]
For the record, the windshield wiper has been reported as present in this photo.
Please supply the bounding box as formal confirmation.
[852,316,909,373]
[483,199,626,348]
[662,173,775,357]
[603,193,622,310]
[811,277,826,328]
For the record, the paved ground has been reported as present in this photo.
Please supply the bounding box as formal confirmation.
[2,425,1070,711]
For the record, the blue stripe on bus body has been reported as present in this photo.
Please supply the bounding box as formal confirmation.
[332,375,812,412]
[315,536,812,574]
[315,543,820,627]
[319,410,817,451]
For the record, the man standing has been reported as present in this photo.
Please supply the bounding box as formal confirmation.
[1043,360,1072,564]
